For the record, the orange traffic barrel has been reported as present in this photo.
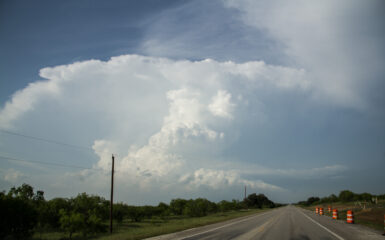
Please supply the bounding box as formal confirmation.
[316,207,319,214]
[328,206,331,213]
[320,207,324,215]
[332,209,338,219]
[347,210,354,224]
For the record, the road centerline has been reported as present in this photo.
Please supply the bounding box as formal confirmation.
[233,211,281,240]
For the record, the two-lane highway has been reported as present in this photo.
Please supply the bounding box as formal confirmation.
[147,205,384,240]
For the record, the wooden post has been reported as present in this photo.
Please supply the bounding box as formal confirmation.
[110,154,115,233]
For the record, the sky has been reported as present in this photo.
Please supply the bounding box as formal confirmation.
[0,0,384,205]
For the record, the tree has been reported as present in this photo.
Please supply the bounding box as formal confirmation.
[69,193,107,236]
[113,203,126,224]
[306,196,320,205]
[8,183,34,200]
[126,206,145,222]
[183,198,212,217]
[59,209,84,240]
[170,198,188,215]
[329,194,338,202]
[43,198,71,229]
[339,190,354,202]
[356,192,372,201]
[157,202,170,218]
[218,200,233,212]
[85,209,106,235]
[0,184,39,239]
[72,193,109,221]
[245,193,275,208]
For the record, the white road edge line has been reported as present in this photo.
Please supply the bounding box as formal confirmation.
[179,210,274,240]
[299,209,344,240]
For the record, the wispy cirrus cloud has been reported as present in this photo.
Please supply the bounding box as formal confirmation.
[239,164,347,179]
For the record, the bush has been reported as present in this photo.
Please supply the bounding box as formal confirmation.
[59,209,84,239]
[43,198,71,229]
[113,203,126,224]
[72,193,109,221]
[170,198,188,215]
[157,202,170,218]
[244,193,275,208]
[183,198,218,217]
[0,184,39,239]
[127,206,145,222]
[85,210,106,234]
[339,190,354,202]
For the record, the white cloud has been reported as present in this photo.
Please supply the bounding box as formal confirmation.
[0,79,61,129]
[0,55,314,201]
[180,168,283,191]
[1,0,383,204]
[224,0,383,109]
[91,87,226,182]
[0,55,308,131]
[137,0,385,111]
[3,168,24,182]
[209,90,235,119]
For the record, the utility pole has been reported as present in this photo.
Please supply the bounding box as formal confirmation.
[244,185,247,200]
[110,154,115,234]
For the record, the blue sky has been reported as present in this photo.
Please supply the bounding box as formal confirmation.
[0,0,384,204]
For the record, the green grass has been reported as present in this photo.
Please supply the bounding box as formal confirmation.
[96,209,268,240]
[33,209,269,240]
[33,230,101,240]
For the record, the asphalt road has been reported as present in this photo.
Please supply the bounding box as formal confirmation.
[146,205,384,240]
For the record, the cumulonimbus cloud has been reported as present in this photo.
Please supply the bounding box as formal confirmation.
[224,0,384,110]
[0,54,315,194]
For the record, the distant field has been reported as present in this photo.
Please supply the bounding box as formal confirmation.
[33,209,268,240]
[299,201,385,231]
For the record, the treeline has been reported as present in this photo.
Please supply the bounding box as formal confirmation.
[297,190,385,206]
[0,183,280,239]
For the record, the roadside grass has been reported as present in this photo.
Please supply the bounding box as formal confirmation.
[298,201,385,231]
[33,230,103,240]
[96,209,268,240]
[33,231,85,240]
[33,209,269,240]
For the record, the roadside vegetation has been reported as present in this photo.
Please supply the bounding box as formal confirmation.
[0,183,283,239]
[296,190,385,231]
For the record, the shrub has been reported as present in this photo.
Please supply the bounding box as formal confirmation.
[170,198,188,215]
[59,209,84,239]
[0,184,39,239]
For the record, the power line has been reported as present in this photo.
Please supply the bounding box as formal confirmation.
[0,129,93,151]
[0,154,98,171]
